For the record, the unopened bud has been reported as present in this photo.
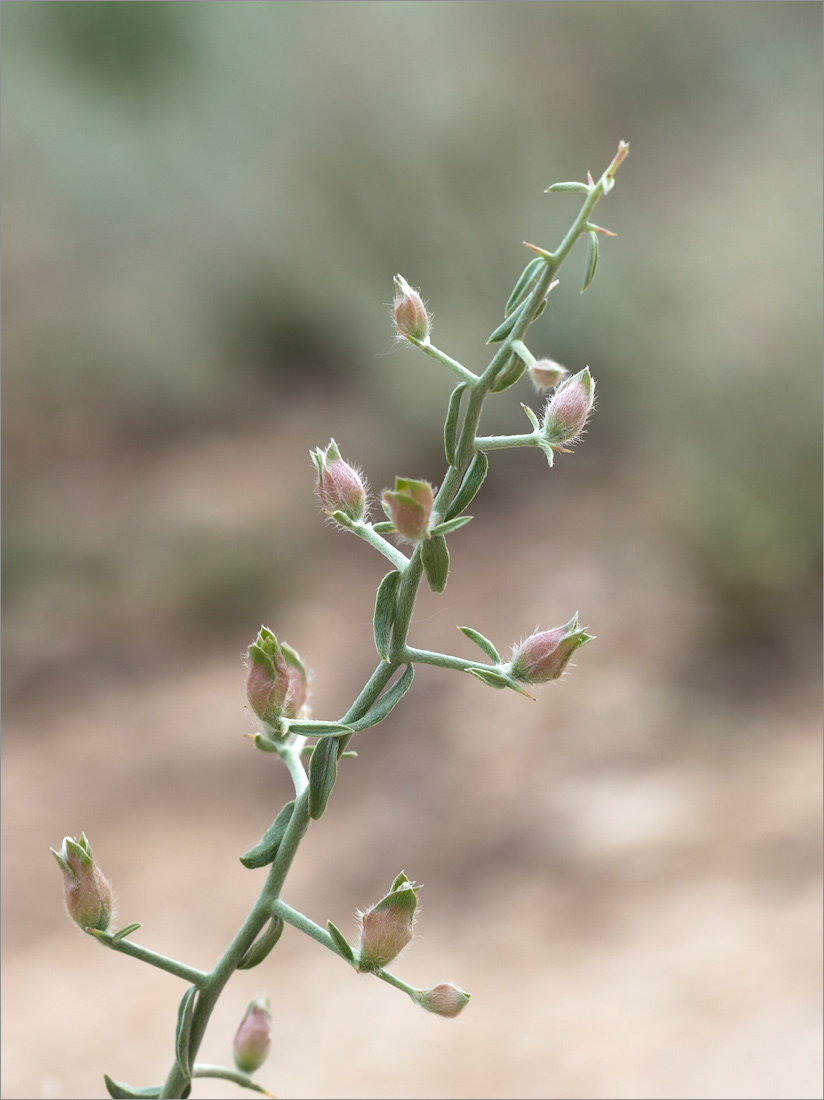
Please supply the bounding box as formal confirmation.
[393,274,431,343]
[233,995,272,1074]
[528,358,569,393]
[280,642,310,720]
[541,367,595,444]
[246,627,305,728]
[382,478,434,543]
[508,615,593,685]
[415,983,471,1018]
[357,872,421,974]
[51,834,114,933]
[311,439,368,523]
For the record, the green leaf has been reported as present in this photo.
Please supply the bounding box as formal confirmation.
[373,570,401,660]
[175,985,197,1082]
[371,520,396,534]
[521,403,541,432]
[538,440,555,467]
[533,295,549,321]
[253,732,280,753]
[308,736,339,819]
[348,664,414,732]
[505,257,543,316]
[445,451,488,520]
[240,801,296,869]
[103,1076,162,1099]
[544,181,590,193]
[327,920,355,961]
[286,720,353,736]
[486,299,528,344]
[490,351,527,394]
[430,515,473,537]
[582,230,599,293]
[112,923,142,942]
[421,534,450,593]
[237,916,284,969]
[459,626,501,663]
[444,384,467,467]
[466,667,509,690]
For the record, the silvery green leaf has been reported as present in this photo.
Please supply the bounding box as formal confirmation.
[505,257,543,316]
[544,181,590,192]
[486,298,528,344]
[372,520,396,534]
[240,801,296,869]
[287,720,353,736]
[103,1077,162,1100]
[459,626,501,663]
[521,404,541,432]
[237,916,284,969]
[327,920,355,961]
[444,384,467,467]
[466,668,509,689]
[421,534,450,593]
[445,451,488,520]
[349,665,414,732]
[430,515,473,537]
[373,570,401,660]
[308,737,338,819]
[175,985,197,1081]
[112,923,142,942]
[582,230,599,292]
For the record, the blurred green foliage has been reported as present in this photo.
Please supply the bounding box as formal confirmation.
[2,1,821,679]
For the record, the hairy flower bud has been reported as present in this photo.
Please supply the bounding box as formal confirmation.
[246,627,307,728]
[233,995,272,1074]
[51,834,114,933]
[528,358,569,393]
[541,367,595,444]
[508,615,593,684]
[311,439,368,523]
[414,983,471,1018]
[357,872,421,974]
[393,274,431,343]
[381,478,434,543]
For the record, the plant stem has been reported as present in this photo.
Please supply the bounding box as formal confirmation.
[403,646,492,674]
[474,432,539,450]
[93,934,209,987]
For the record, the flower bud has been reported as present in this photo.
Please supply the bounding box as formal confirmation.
[393,274,431,343]
[528,358,569,393]
[311,439,368,522]
[357,872,421,974]
[246,627,302,728]
[541,367,595,444]
[382,478,434,543]
[508,615,593,685]
[280,642,310,720]
[51,834,114,933]
[233,995,272,1074]
[415,983,471,1018]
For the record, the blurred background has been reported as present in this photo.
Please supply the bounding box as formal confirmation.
[2,3,821,1098]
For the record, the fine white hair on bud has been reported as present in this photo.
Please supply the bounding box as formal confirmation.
[393,274,432,343]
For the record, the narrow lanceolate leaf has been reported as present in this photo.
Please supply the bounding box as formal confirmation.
[112,923,142,942]
[490,351,527,394]
[308,736,339,819]
[466,667,509,689]
[237,916,284,969]
[373,570,401,660]
[103,1077,162,1099]
[430,515,473,538]
[371,520,396,534]
[444,384,467,467]
[175,985,198,1082]
[582,230,599,293]
[486,298,528,344]
[459,626,501,663]
[349,664,414,732]
[240,800,296,869]
[521,403,541,432]
[445,451,488,520]
[544,181,590,193]
[327,920,355,961]
[538,440,556,467]
[286,720,353,736]
[422,534,450,593]
[533,295,549,321]
[505,257,543,316]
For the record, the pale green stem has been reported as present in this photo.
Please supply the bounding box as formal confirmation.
[407,337,479,385]
[92,933,209,987]
[474,432,540,450]
[192,1065,271,1095]
[350,521,410,570]
[403,646,493,673]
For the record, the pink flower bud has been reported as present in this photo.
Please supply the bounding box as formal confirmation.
[381,478,434,543]
[246,627,292,727]
[393,274,431,343]
[541,367,595,444]
[528,358,569,393]
[280,642,310,720]
[415,983,471,1018]
[357,872,421,974]
[51,834,115,933]
[233,995,272,1074]
[508,615,593,684]
[311,439,368,522]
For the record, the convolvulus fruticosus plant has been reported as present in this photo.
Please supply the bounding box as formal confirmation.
[53,142,628,1100]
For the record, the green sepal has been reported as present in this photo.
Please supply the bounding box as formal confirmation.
[175,985,197,1082]
[51,848,73,877]
[103,1076,162,1099]
[371,521,396,534]
[445,451,488,520]
[521,403,541,432]
[237,916,284,969]
[466,667,509,690]
[65,837,93,867]
[348,664,414,732]
[545,181,590,193]
[330,509,354,528]
[253,732,280,753]
[490,351,527,393]
[421,534,450,593]
[505,257,543,316]
[486,299,528,344]
[459,626,501,663]
[240,801,296,869]
[308,736,339,819]
[327,920,355,961]
[389,871,410,891]
[430,515,473,537]
[373,570,401,660]
[280,642,306,678]
[112,923,142,942]
[538,440,556,467]
[581,230,599,293]
[444,384,467,467]
[373,875,420,916]
[285,720,353,736]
